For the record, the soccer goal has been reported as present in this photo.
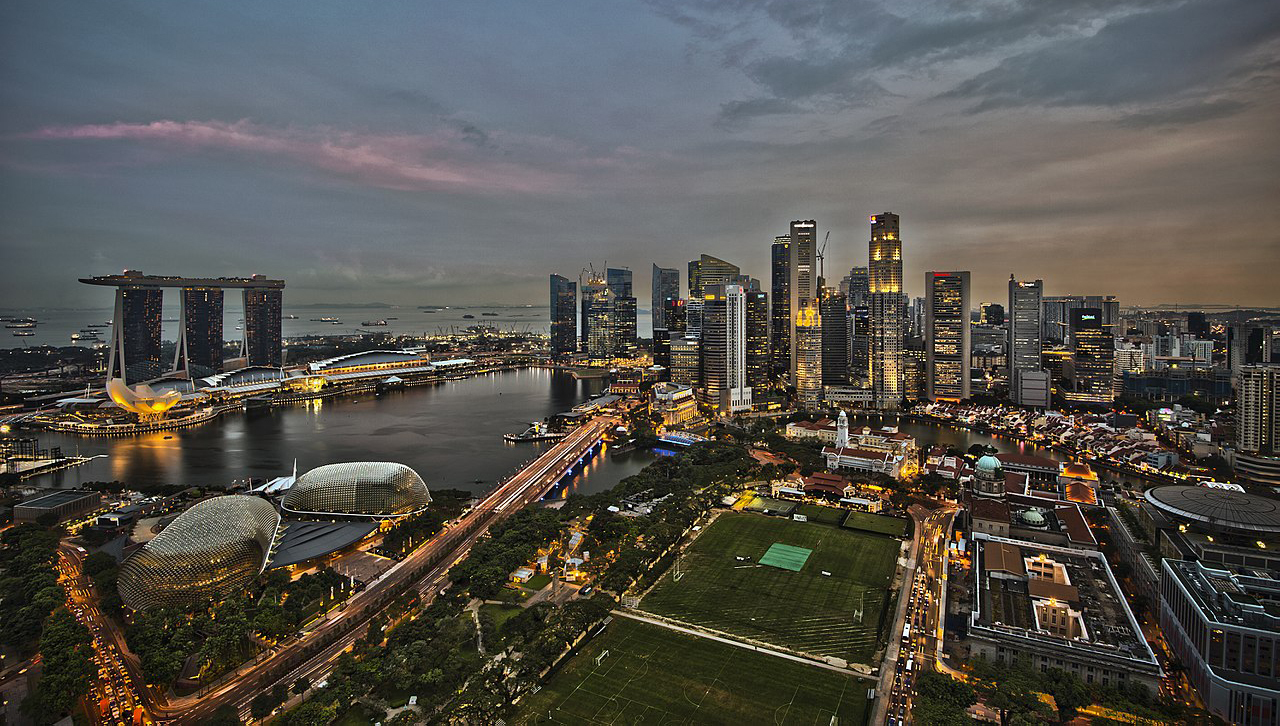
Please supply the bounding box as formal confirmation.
[595,649,611,666]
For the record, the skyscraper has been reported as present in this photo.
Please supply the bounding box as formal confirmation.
[606,267,637,356]
[770,235,791,375]
[111,285,163,383]
[744,289,769,394]
[849,304,871,385]
[843,266,869,307]
[700,284,751,413]
[1007,276,1045,405]
[1063,308,1114,404]
[580,273,612,358]
[794,299,823,406]
[688,254,740,299]
[819,288,849,386]
[243,284,283,367]
[176,286,224,376]
[788,220,817,378]
[670,335,701,388]
[549,274,577,359]
[869,213,905,408]
[651,264,680,333]
[925,271,971,402]
[1235,365,1280,486]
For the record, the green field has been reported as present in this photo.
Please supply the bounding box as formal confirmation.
[641,512,899,663]
[840,510,909,537]
[795,502,848,525]
[513,617,870,725]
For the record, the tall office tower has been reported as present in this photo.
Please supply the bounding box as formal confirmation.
[606,267,632,298]
[788,220,817,377]
[688,254,740,299]
[1235,365,1280,486]
[1062,308,1114,404]
[744,290,770,393]
[1007,276,1045,405]
[243,284,283,367]
[580,274,612,358]
[700,284,752,413]
[849,304,871,385]
[670,335,701,388]
[1043,295,1120,345]
[664,298,687,333]
[176,287,224,376]
[109,285,163,383]
[651,264,680,332]
[1186,311,1209,337]
[842,266,869,307]
[819,289,849,386]
[549,274,578,360]
[925,271,971,402]
[981,303,1005,326]
[794,300,823,406]
[868,213,905,408]
[612,294,637,356]
[1228,325,1272,372]
[685,297,704,338]
[770,235,792,374]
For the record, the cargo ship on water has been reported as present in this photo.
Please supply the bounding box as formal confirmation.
[503,421,565,443]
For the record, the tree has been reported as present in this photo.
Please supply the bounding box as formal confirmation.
[207,704,241,726]
[293,676,310,696]
[21,608,94,725]
[250,692,276,720]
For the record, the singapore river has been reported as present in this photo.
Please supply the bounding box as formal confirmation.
[28,368,655,498]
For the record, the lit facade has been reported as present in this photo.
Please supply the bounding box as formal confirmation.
[1007,276,1044,404]
[549,274,577,359]
[114,285,164,384]
[1063,307,1115,404]
[650,264,680,333]
[925,271,971,402]
[283,462,431,518]
[820,288,849,386]
[794,300,822,406]
[243,285,283,368]
[177,286,224,376]
[788,220,817,379]
[744,289,770,393]
[868,213,904,408]
[1236,365,1280,487]
[117,495,280,611]
[770,235,791,375]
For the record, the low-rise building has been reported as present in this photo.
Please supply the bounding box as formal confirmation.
[14,489,103,523]
[1160,559,1280,726]
[967,533,1161,692]
[651,382,699,428]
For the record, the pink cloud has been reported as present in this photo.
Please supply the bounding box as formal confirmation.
[22,119,575,193]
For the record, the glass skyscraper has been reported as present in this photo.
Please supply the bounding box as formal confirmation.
[869,213,905,408]
[178,286,224,377]
[770,235,791,375]
[243,286,283,367]
[549,274,577,359]
[651,264,680,333]
[925,271,970,401]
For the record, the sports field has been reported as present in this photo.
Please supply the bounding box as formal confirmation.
[641,512,899,663]
[840,510,909,538]
[513,617,871,725]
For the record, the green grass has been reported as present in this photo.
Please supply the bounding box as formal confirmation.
[795,502,848,525]
[840,510,909,538]
[641,511,898,663]
[759,543,812,571]
[334,704,382,725]
[513,617,870,725]
[525,572,553,591]
[743,496,797,516]
[482,603,526,630]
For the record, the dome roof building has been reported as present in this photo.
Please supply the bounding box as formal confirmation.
[282,462,431,519]
[117,496,280,611]
[973,453,1006,498]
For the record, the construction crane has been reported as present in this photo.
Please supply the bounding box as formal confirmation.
[817,230,831,284]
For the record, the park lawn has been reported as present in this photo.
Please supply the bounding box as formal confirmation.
[482,603,526,630]
[640,511,899,663]
[841,510,909,538]
[795,502,848,525]
[512,617,870,726]
[334,704,382,725]
[525,573,553,591]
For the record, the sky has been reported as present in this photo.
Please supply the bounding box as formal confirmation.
[2,0,1278,311]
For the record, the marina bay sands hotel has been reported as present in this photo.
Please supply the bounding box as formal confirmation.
[80,270,284,384]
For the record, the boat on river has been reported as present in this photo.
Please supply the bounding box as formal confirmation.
[503,421,566,443]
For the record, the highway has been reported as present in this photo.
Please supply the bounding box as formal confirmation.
[127,415,617,724]
[879,503,957,726]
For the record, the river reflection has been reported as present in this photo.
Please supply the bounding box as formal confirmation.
[31,369,654,497]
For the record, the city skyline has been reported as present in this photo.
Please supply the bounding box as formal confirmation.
[3,1,1279,311]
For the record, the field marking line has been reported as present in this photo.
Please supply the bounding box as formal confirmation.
[773,683,800,725]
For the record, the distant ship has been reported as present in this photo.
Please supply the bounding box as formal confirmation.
[12,331,35,337]
[86,322,111,328]
[503,422,566,443]
[285,314,299,319]
[5,322,35,329]
[361,320,389,326]
[311,316,340,322]
[481,312,499,317]
[462,314,475,319]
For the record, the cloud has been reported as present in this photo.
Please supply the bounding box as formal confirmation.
[947,0,1280,111]
[1115,99,1251,129]
[19,119,573,193]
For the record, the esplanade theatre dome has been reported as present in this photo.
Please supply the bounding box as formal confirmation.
[117,496,280,611]
[282,462,431,518]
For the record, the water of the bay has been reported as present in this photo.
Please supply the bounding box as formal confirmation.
[27,368,655,499]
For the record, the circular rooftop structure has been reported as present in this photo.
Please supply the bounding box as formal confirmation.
[283,462,431,518]
[1144,485,1280,536]
[975,454,1003,479]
